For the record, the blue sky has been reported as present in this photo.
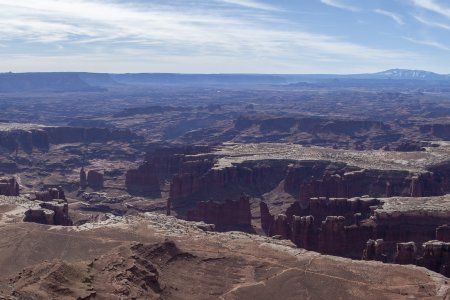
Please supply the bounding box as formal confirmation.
[0,0,449,73]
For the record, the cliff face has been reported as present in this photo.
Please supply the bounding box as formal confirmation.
[419,241,450,277]
[283,161,450,207]
[169,160,289,203]
[35,187,65,201]
[2,202,448,300]
[0,125,137,153]
[186,195,252,232]
[144,146,212,180]
[125,162,160,196]
[318,216,347,256]
[299,169,446,204]
[0,177,19,196]
[45,126,136,144]
[261,194,450,277]
[87,170,104,189]
[262,197,380,233]
[124,146,214,198]
[24,200,72,226]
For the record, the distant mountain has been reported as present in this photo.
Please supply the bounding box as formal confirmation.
[362,69,450,81]
[111,73,287,85]
[0,69,449,92]
[0,73,106,92]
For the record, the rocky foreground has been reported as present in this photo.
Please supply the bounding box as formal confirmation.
[0,198,449,299]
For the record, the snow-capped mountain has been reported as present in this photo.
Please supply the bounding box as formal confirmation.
[370,69,450,80]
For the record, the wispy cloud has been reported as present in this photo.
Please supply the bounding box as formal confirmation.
[404,37,450,51]
[0,0,416,72]
[413,15,450,30]
[218,0,279,11]
[410,0,450,19]
[0,0,405,59]
[320,0,359,12]
[374,9,404,25]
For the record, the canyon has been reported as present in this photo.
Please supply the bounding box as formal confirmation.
[0,71,449,299]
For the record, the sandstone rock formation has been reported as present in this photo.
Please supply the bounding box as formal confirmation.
[87,170,104,189]
[186,195,252,231]
[40,201,72,226]
[35,187,66,201]
[125,162,160,196]
[0,177,19,196]
[418,241,450,277]
[3,209,448,299]
[270,214,291,239]
[169,160,288,203]
[24,200,72,226]
[298,168,445,204]
[144,145,212,180]
[23,208,55,225]
[261,196,379,237]
[0,124,138,153]
[260,202,274,235]
[394,242,416,265]
[261,194,450,276]
[79,167,87,188]
[291,215,316,250]
[362,239,386,262]
[437,224,450,242]
[318,216,347,256]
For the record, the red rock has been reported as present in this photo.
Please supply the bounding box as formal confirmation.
[186,195,252,231]
[291,215,316,250]
[24,200,72,226]
[260,201,275,236]
[80,167,87,188]
[436,224,450,242]
[0,177,19,196]
[394,242,416,265]
[87,170,104,189]
[125,162,160,196]
[35,187,65,201]
[271,214,290,239]
[23,208,55,225]
[362,239,386,262]
[169,161,287,202]
[318,216,346,255]
[418,241,450,277]
[40,201,72,226]
[298,168,448,205]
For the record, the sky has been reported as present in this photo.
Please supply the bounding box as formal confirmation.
[0,0,450,74]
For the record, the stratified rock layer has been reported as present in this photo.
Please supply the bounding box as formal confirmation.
[186,195,252,231]
[0,177,19,196]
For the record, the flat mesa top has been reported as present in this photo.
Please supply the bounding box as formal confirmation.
[0,123,48,132]
[210,142,450,172]
[376,195,450,216]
